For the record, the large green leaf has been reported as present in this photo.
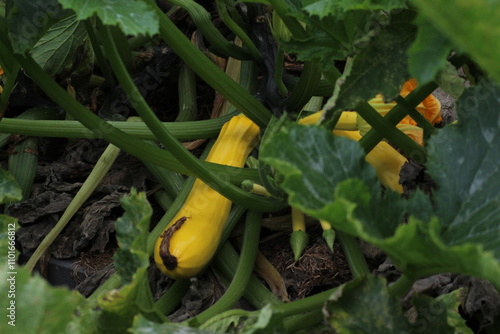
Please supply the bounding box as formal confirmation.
[324,18,417,113]
[7,0,69,53]
[0,264,84,333]
[97,189,165,333]
[260,81,500,288]
[31,14,89,77]
[58,0,159,36]
[426,83,500,257]
[303,0,408,19]
[407,14,454,85]
[412,0,500,82]
[325,275,472,333]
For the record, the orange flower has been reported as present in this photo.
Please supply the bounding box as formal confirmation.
[399,78,442,126]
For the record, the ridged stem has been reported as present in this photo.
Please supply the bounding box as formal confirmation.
[359,82,438,153]
[356,100,426,159]
[285,61,322,112]
[337,231,369,279]
[147,0,273,128]
[168,0,254,60]
[190,210,262,325]
[99,24,285,212]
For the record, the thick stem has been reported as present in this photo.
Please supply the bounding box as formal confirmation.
[190,210,262,325]
[337,231,370,279]
[100,24,285,212]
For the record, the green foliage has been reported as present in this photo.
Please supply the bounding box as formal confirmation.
[302,0,408,19]
[0,265,85,334]
[58,0,159,36]
[412,0,500,82]
[325,275,472,333]
[407,14,454,85]
[31,14,91,77]
[325,18,417,113]
[6,0,70,53]
[0,169,22,203]
[97,189,165,333]
[261,81,500,289]
[427,83,500,256]
[0,0,498,332]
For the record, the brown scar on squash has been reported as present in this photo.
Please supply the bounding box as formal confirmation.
[159,216,188,270]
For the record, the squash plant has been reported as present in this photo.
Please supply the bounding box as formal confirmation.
[0,0,499,333]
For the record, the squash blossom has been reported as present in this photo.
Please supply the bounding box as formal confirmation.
[357,78,442,145]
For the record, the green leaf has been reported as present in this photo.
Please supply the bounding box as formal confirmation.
[58,0,159,36]
[412,0,500,82]
[426,82,500,259]
[407,14,454,85]
[97,189,165,333]
[197,305,286,334]
[260,124,377,212]
[0,168,23,203]
[435,61,466,99]
[325,275,413,332]
[303,0,408,19]
[410,288,473,334]
[113,189,151,284]
[325,275,472,333]
[7,0,69,53]
[31,14,88,77]
[260,103,500,288]
[131,315,219,333]
[324,19,417,113]
[0,264,84,333]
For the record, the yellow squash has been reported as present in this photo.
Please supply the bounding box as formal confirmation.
[154,115,260,279]
[299,112,407,193]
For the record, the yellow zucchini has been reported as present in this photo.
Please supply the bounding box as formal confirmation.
[298,113,407,193]
[154,115,260,279]
[333,130,407,193]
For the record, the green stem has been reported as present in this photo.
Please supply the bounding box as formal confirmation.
[267,0,309,40]
[270,287,338,317]
[25,143,121,273]
[8,137,38,201]
[355,100,426,160]
[84,19,115,86]
[285,61,322,112]
[100,24,284,212]
[0,116,261,184]
[337,231,369,279]
[359,82,438,153]
[274,46,288,96]
[168,0,255,60]
[216,0,261,60]
[176,64,198,122]
[190,210,262,325]
[212,242,283,310]
[0,114,232,140]
[394,94,437,141]
[106,24,133,72]
[154,279,191,315]
[0,107,62,148]
[148,0,273,128]
[284,309,325,333]
[388,275,415,299]
[283,74,334,97]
